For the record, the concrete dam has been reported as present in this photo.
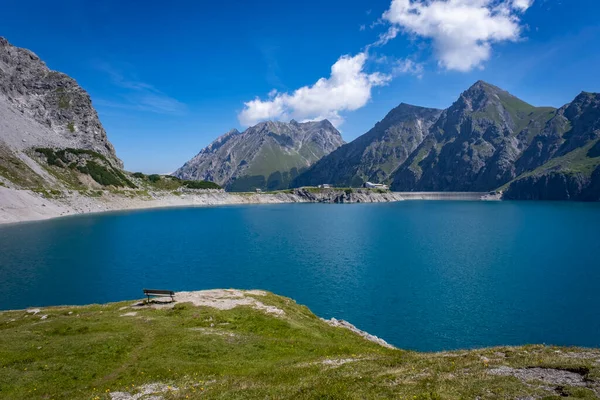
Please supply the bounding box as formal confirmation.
[395,192,497,201]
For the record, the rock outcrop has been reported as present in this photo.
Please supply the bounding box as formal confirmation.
[289,188,405,203]
[503,167,600,201]
[0,37,122,168]
[173,120,344,191]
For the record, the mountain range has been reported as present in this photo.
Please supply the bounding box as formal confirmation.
[1,37,598,201]
[293,81,600,201]
[291,104,443,188]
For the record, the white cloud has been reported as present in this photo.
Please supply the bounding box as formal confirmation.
[238,52,391,127]
[393,59,425,78]
[380,0,533,72]
[511,0,533,11]
[374,26,400,46]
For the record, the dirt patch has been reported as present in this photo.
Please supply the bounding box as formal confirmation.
[561,351,600,364]
[298,357,365,368]
[144,289,285,317]
[120,312,137,317]
[320,358,361,367]
[110,383,178,400]
[488,366,590,387]
[188,327,237,337]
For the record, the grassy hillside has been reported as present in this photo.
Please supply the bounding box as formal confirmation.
[0,145,46,188]
[1,290,599,399]
[34,148,136,189]
[0,146,221,197]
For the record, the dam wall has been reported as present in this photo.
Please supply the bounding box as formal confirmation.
[396,192,495,201]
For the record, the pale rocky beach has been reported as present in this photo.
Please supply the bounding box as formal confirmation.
[0,186,413,225]
[0,184,500,226]
[0,186,300,225]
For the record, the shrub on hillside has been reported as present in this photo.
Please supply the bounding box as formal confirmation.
[183,180,221,189]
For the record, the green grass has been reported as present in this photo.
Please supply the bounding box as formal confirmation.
[0,146,47,188]
[35,148,111,167]
[261,189,294,194]
[496,90,537,124]
[77,161,132,188]
[300,187,348,193]
[31,188,62,199]
[131,173,220,190]
[409,146,431,176]
[470,86,557,140]
[183,180,221,190]
[0,291,598,399]
[67,121,75,133]
[520,107,557,142]
[245,142,308,178]
[34,148,136,189]
[58,93,70,109]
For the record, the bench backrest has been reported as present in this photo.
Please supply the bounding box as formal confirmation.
[143,289,175,295]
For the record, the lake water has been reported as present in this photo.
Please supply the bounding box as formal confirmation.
[1,201,599,351]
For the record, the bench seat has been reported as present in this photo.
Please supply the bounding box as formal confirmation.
[143,289,175,302]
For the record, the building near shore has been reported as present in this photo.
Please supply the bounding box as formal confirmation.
[363,182,389,190]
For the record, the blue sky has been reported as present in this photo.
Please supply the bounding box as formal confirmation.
[3,0,600,173]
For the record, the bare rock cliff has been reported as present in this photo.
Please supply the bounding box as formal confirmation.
[0,37,122,168]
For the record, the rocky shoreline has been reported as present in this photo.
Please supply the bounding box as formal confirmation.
[0,186,496,226]
[0,186,299,225]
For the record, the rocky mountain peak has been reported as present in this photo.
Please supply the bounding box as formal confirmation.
[565,91,600,117]
[558,91,600,153]
[0,37,122,167]
[457,81,506,111]
[470,80,498,90]
[174,119,343,191]
[315,119,334,128]
[386,103,442,121]
[292,103,442,188]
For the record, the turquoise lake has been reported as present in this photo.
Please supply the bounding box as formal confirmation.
[1,201,599,351]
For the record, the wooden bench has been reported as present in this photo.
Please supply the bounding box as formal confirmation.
[143,289,175,303]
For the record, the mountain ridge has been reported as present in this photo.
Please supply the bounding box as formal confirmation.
[0,36,598,202]
[292,103,442,187]
[173,119,344,191]
[293,80,599,200]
